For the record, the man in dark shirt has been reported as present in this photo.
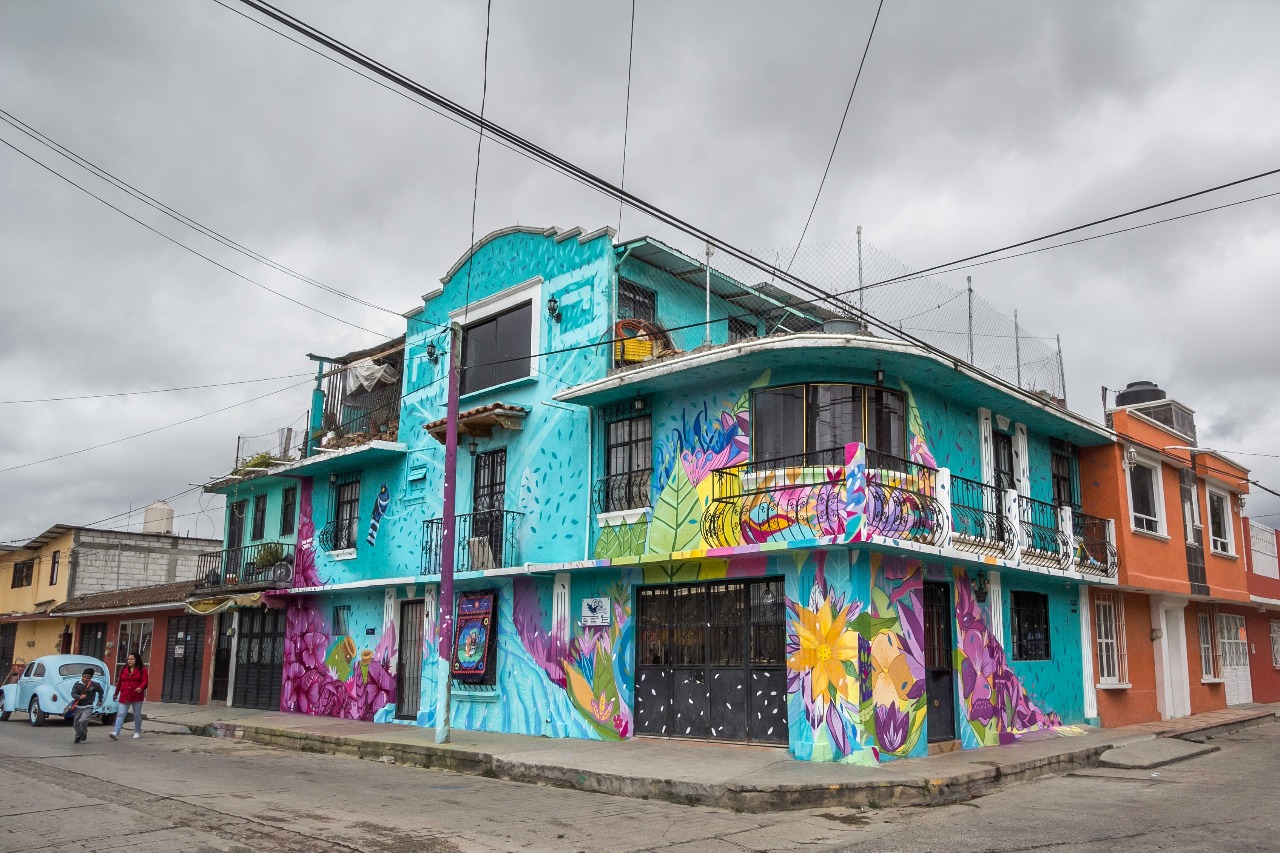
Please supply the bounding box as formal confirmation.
[69,668,104,744]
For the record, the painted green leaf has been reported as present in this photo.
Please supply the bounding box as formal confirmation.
[847,612,900,640]
[647,467,703,554]
[870,586,892,617]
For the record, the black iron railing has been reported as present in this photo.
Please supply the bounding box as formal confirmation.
[702,449,848,547]
[1073,511,1119,577]
[950,475,1016,558]
[195,542,295,590]
[864,448,946,545]
[316,518,359,552]
[422,510,524,575]
[594,469,653,514]
[1018,495,1070,565]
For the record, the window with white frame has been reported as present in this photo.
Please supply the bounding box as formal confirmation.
[1197,606,1219,680]
[1270,620,1280,668]
[1207,490,1234,555]
[1128,459,1162,534]
[1094,591,1128,684]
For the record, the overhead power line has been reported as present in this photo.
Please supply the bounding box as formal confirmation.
[787,0,885,270]
[223,0,1280,410]
[0,136,392,339]
[0,372,313,404]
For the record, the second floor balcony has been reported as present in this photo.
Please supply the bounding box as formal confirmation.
[422,510,525,576]
[695,442,1118,580]
[195,542,296,592]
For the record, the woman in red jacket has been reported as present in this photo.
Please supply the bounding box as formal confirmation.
[109,652,148,740]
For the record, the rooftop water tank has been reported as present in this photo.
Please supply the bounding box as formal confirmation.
[142,500,174,535]
[1114,380,1166,407]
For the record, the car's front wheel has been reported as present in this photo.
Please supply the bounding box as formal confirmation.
[99,713,116,727]
[28,698,46,727]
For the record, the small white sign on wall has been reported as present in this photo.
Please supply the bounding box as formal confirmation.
[581,597,611,627]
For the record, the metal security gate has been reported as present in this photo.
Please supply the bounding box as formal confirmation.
[635,578,787,745]
[396,599,425,719]
[77,622,107,662]
[1217,613,1253,706]
[212,612,233,702]
[923,582,957,743]
[162,615,206,704]
[0,623,15,681]
[232,608,286,710]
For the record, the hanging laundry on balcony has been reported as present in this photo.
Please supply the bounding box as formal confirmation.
[345,357,399,392]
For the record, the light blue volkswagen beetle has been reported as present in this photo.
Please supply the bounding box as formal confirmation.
[0,654,118,727]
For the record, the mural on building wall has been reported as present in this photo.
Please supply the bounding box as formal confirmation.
[293,478,323,588]
[281,602,397,721]
[953,569,1062,746]
[901,382,938,469]
[366,484,390,546]
[784,551,928,763]
[512,578,635,740]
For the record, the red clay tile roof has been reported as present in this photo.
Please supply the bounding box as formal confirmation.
[51,580,198,615]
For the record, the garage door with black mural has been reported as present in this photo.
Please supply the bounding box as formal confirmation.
[161,615,206,704]
[232,607,285,710]
[635,578,787,744]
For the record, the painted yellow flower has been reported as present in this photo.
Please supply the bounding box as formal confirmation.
[869,632,913,708]
[787,600,858,701]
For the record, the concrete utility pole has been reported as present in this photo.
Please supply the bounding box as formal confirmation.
[1013,309,1022,388]
[966,276,974,365]
[434,321,463,744]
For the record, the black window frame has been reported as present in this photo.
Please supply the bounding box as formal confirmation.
[1050,439,1080,509]
[250,494,268,541]
[10,559,34,589]
[279,486,297,537]
[332,473,362,551]
[48,551,60,586]
[460,301,533,395]
[749,382,906,462]
[1010,590,1051,661]
[992,431,1016,492]
[617,280,657,324]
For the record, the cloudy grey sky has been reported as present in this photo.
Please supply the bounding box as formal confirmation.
[2,0,1279,545]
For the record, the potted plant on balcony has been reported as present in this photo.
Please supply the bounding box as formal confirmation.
[248,542,288,582]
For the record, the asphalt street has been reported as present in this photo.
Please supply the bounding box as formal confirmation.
[0,716,1277,852]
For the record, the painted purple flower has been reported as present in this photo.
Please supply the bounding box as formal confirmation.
[875,703,910,754]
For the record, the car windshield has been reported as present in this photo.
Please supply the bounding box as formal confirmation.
[58,663,105,678]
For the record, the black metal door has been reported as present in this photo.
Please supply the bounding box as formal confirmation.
[472,449,507,567]
[0,623,16,682]
[396,600,425,719]
[161,615,206,704]
[77,621,107,661]
[232,607,285,710]
[212,611,232,702]
[923,581,956,743]
[635,578,786,745]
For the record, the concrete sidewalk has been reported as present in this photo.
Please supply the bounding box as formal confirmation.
[143,702,1279,812]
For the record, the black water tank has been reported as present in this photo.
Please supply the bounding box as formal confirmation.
[1115,380,1166,406]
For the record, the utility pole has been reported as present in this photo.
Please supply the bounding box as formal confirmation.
[1013,309,1022,389]
[857,225,865,326]
[1056,334,1067,405]
[966,275,974,365]
[703,242,713,346]
[434,321,462,744]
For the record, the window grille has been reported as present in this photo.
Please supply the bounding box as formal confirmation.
[1198,606,1219,679]
[1094,591,1128,684]
[1010,591,1051,660]
[1270,620,1280,668]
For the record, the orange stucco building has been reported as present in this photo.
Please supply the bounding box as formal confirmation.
[1079,382,1257,727]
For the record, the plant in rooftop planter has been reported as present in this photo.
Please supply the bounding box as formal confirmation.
[251,542,286,571]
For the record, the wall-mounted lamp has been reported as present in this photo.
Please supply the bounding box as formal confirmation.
[874,367,885,386]
[546,296,562,323]
[1123,447,1140,470]
[1237,494,1247,511]
[973,571,989,603]
[425,342,439,364]
[632,395,646,413]
[329,472,337,484]
[468,438,479,456]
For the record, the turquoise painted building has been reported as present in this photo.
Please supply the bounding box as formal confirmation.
[199,225,1123,763]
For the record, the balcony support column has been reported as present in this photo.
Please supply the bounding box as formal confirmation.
[1001,488,1022,563]
[935,467,953,549]
[1058,504,1076,572]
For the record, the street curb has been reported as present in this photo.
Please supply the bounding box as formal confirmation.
[188,721,1113,812]
[1166,710,1278,743]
